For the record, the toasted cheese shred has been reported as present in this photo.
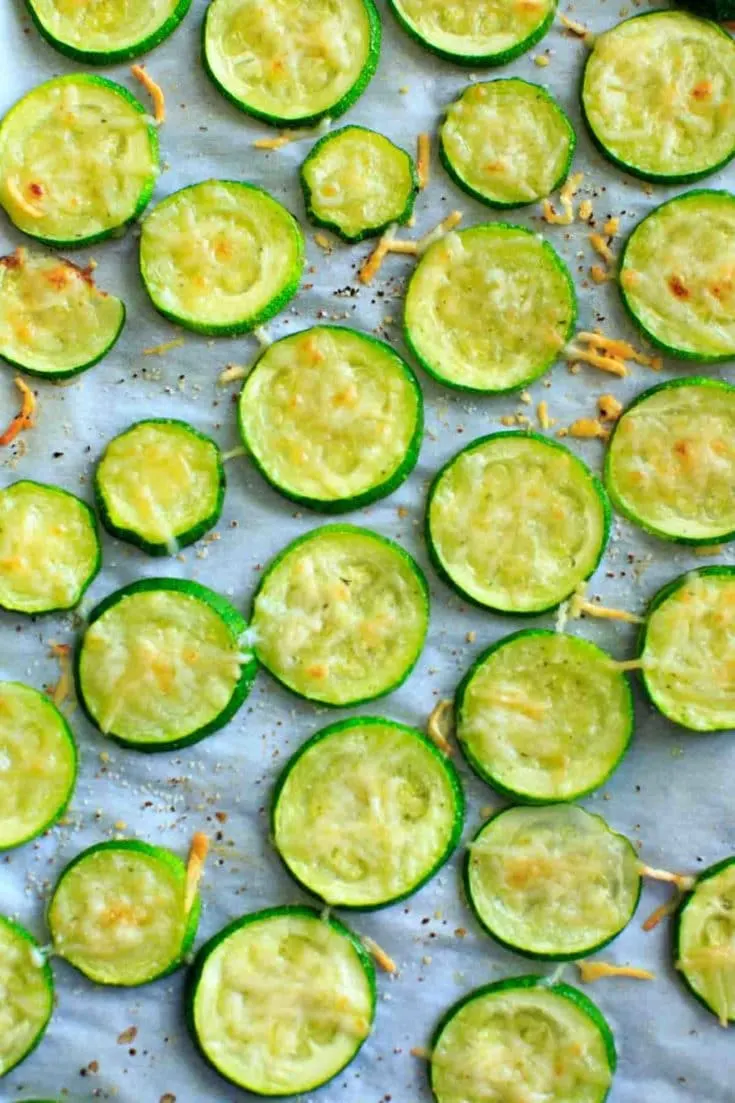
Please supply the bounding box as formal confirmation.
[642,895,681,933]
[410,1046,432,1060]
[577,961,655,983]
[542,173,583,225]
[253,134,294,151]
[359,224,398,285]
[559,13,594,42]
[566,417,610,440]
[184,832,210,915]
[359,211,463,283]
[578,198,593,221]
[362,935,397,974]
[427,699,454,755]
[143,338,185,356]
[537,400,551,429]
[417,132,431,190]
[640,865,695,892]
[590,264,609,284]
[570,584,643,624]
[314,232,333,252]
[416,210,463,253]
[0,377,36,447]
[589,232,614,265]
[606,658,647,672]
[603,217,620,237]
[695,544,724,557]
[597,393,623,422]
[130,65,166,123]
[576,332,659,369]
[564,346,627,377]
[48,642,74,710]
[218,363,248,385]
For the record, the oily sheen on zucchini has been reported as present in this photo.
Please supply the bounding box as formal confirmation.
[676,857,735,1025]
[0,915,54,1077]
[24,0,192,63]
[388,0,556,65]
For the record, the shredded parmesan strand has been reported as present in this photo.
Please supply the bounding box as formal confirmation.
[218,363,248,385]
[572,598,643,624]
[222,446,246,462]
[566,418,610,440]
[0,377,36,447]
[564,346,627,377]
[362,935,397,974]
[589,233,614,265]
[410,1046,431,1059]
[590,265,609,284]
[314,232,332,252]
[537,400,551,429]
[576,332,659,369]
[253,134,293,151]
[359,224,397,285]
[642,895,681,933]
[130,65,165,123]
[695,545,724,557]
[143,338,184,356]
[640,865,695,892]
[427,699,454,755]
[48,642,74,710]
[253,326,272,348]
[253,120,331,151]
[607,658,647,672]
[577,961,655,983]
[578,199,593,221]
[417,133,431,190]
[359,212,463,283]
[559,13,593,41]
[597,394,623,422]
[184,832,209,915]
[416,210,463,254]
[603,217,619,237]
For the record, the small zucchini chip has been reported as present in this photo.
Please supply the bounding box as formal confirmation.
[0,481,101,615]
[0,75,158,248]
[301,126,418,242]
[638,566,735,733]
[76,579,257,751]
[139,180,304,335]
[0,915,54,1077]
[272,717,464,909]
[238,326,423,513]
[427,433,610,615]
[605,377,735,544]
[47,840,201,986]
[95,419,225,556]
[676,857,735,1025]
[582,11,735,184]
[619,190,735,362]
[440,79,576,209]
[430,976,616,1103]
[203,0,381,128]
[388,0,556,65]
[187,906,376,1096]
[24,0,192,63]
[456,630,633,803]
[404,224,575,393]
[251,525,429,706]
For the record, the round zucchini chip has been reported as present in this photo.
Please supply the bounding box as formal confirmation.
[676,857,735,1025]
[582,11,735,184]
[0,682,76,850]
[187,906,376,1096]
[139,180,304,335]
[48,840,200,986]
[605,377,735,544]
[24,0,192,63]
[301,126,418,242]
[76,579,257,751]
[95,419,225,556]
[388,0,556,65]
[456,630,633,803]
[427,433,610,615]
[251,525,429,706]
[0,75,158,248]
[440,79,576,209]
[404,224,575,393]
[0,915,54,1077]
[619,190,735,362]
[238,326,423,513]
[272,717,464,909]
[0,481,101,615]
[430,976,616,1103]
[203,0,381,128]
[639,566,735,732]
[0,249,125,379]
[465,805,641,960]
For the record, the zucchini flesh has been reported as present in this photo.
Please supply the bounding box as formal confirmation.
[0,916,54,1076]
[456,631,633,802]
[404,225,575,393]
[583,11,735,183]
[677,858,735,1024]
[24,0,192,63]
[0,75,158,247]
[0,682,76,850]
[272,718,463,908]
[238,326,422,512]
[440,79,575,208]
[389,0,556,64]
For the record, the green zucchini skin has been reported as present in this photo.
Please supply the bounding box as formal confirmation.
[387,0,556,66]
[674,856,735,1022]
[23,0,193,64]
[683,0,735,17]
[0,915,54,1077]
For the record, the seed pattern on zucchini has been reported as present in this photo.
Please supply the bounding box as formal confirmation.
[0,75,158,248]
[619,191,735,362]
[139,180,304,335]
[0,481,101,615]
[272,717,464,908]
[203,0,381,128]
[440,79,576,209]
[238,326,423,513]
[676,857,735,1025]
[187,906,375,1095]
[0,915,54,1077]
[427,433,610,615]
[456,630,633,803]
[251,525,429,706]
[24,0,192,64]
[388,0,556,65]
[404,225,575,393]
[582,11,735,183]
[76,579,257,751]
[95,419,225,555]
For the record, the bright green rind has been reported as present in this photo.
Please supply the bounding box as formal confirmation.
[388,0,556,65]
[0,915,54,1078]
[24,0,193,63]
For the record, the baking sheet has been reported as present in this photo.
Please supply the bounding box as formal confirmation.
[1,1,734,1100]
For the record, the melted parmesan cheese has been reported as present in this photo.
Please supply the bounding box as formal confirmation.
[0,919,52,1075]
[393,0,554,58]
[27,0,181,52]
[678,863,735,1025]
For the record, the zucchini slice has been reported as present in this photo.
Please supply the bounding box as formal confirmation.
[76,579,257,751]
[251,525,429,706]
[300,126,418,242]
[440,79,576,209]
[203,0,381,128]
[272,717,464,908]
[404,225,575,393]
[619,190,735,362]
[605,377,735,544]
[238,326,423,513]
[187,906,375,1095]
[582,11,735,184]
[430,976,616,1103]
[24,0,192,64]
[427,433,610,615]
[388,0,556,65]
[0,249,125,379]
[0,75,158,248]
[0,480,101,615]
[639,566,735,732]
[465,805,641,960]
[676,857,735,1025]
[95,419,225,555]
[456,630,633,803]
[0,682,76,850]
[47,840,200,986]
[0,915,54,1077]
[139,180,304,335]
